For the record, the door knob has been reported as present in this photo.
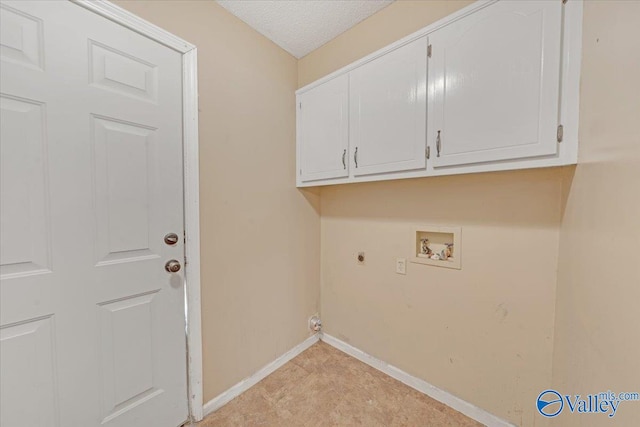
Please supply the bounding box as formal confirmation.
[165,259,181,273]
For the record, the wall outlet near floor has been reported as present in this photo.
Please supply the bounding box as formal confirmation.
[396,258,407,275]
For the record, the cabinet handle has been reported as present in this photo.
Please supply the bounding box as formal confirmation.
[436,130,441,157]
[342,149,346,169]
[354,147,358,168]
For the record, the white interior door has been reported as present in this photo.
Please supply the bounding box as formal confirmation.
[428,0,563,168]
[0,1,188,426]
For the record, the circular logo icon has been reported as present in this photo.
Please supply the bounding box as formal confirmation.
[537,389,564,417]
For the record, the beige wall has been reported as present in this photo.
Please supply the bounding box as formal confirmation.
[115,1,320,402]
[320,171,563,426]
[552,1,640,425]
[298,0,473,87]
[300,2,565,425]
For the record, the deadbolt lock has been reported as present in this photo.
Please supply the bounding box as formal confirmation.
[164,233,179,245]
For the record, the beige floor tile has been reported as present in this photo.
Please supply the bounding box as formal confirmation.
[197,342,485,427]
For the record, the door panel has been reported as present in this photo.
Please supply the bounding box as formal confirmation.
[92,115,160,266]
[89,40,158,103]
[98,291,161,422]
[0,1,188,426]
[350,37,427,176]
[0,95,51,278]
[0,3,44,70]
[0,316,58,427]
[429,0,562,167]
[298,74,349,182]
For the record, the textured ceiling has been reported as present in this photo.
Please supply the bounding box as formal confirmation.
[216,1,394,58]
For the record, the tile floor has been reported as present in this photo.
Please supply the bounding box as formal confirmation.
[197,341,484,426]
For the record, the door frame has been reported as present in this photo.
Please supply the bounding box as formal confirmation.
[73,0,204,421]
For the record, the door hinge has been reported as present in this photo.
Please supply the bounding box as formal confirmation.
[427,44,432,58]
[557,124,564,143]
[426,146,430,159]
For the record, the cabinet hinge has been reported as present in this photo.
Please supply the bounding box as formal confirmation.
[557,125,564,143]
[299,102,302,109]
[299,168,302,175]
[426,146,430,159]
[427,44,432,58]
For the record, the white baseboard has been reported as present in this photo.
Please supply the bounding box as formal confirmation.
[202,334,320,417]
[321,333,515,427]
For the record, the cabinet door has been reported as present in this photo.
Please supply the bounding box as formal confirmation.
[297,74,349,182]
[428,1,562,168]
[350,37,427,177]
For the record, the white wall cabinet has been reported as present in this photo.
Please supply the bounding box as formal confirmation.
[295,0,582,187]
[428,0,562,168]
[297,74,349,183]
[350,37,427,177]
